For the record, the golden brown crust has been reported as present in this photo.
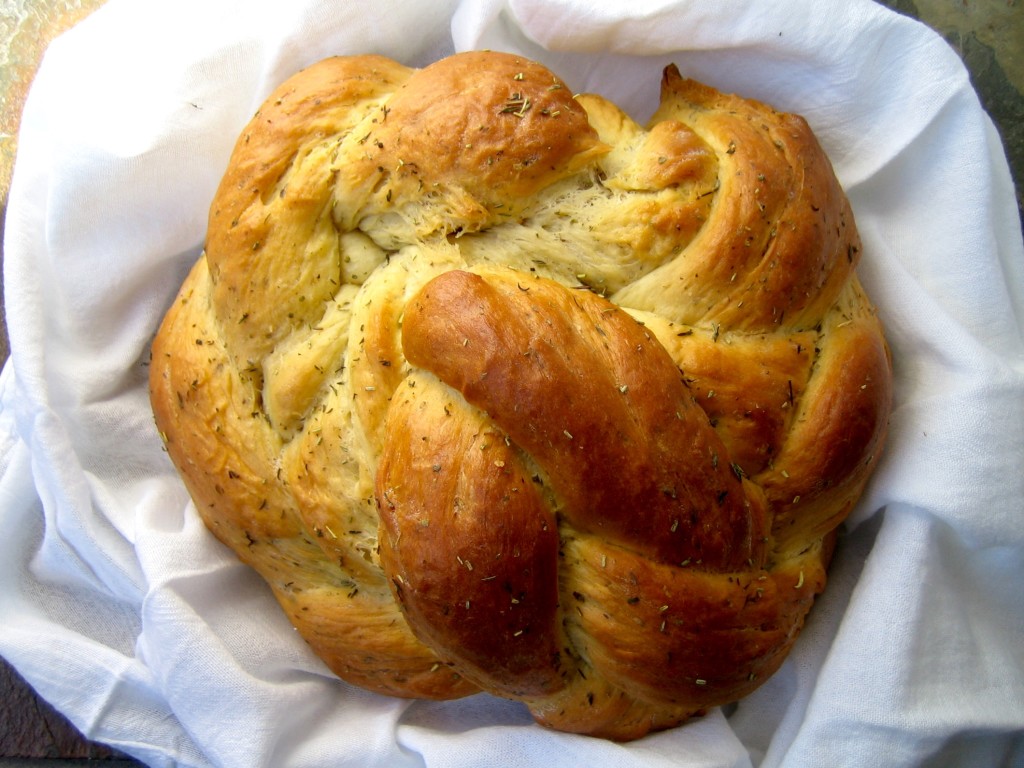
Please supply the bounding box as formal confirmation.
[398,269,768,572]
[150,52,892,740]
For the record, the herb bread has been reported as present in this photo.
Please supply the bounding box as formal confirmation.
[149,51,892,740]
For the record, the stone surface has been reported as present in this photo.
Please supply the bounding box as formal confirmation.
[880,0,1024,226]
[0,657,119,759]
[0,0,106,208]
[1,0,109,365]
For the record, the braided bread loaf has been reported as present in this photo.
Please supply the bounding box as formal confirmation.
[150,51,892,740]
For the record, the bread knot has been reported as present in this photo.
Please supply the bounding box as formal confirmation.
[151,51,892,740]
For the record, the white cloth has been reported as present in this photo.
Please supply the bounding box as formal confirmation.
[2,0,1022,765]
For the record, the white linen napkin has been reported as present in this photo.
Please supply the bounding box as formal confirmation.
[2,0,1022,766]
